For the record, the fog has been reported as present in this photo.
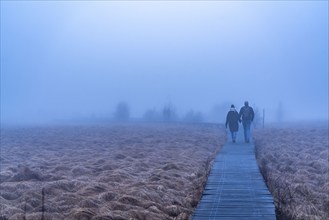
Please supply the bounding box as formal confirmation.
[1,1,328,125]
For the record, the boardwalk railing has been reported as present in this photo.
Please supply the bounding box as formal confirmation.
[191,133,276,219]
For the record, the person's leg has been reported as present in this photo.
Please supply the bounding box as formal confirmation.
[242,121,247,142]
[232,132,237,142]
[231,131,234,141]
[245,121,251,143]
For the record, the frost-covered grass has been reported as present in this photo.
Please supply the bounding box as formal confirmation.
[0,123,225,220]
[254,125,329,220]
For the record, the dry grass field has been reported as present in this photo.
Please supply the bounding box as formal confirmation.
[0,123,226,220]
[254,124,329,220]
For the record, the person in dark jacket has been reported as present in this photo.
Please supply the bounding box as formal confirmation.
[225,104,239,143]
[239,101,255,143]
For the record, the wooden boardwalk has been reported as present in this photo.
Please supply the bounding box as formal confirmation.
[190,133,276,220]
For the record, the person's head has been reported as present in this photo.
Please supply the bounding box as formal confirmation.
[231,104,235,108]
[244,101,249,107]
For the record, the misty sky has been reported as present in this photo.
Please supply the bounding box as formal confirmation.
[1,1,328,124]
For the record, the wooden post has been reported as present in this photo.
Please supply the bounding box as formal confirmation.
[262,109,265,129]
[23,200,27,220]
[41,188,45,220]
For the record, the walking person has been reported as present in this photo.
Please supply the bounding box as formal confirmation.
[239,101,254,143]
[225,104,239,143]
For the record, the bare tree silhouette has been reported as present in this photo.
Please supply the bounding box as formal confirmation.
[114,102,130,121]
[162,103,177,122]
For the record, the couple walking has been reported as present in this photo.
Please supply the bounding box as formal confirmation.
[225,101,254,143]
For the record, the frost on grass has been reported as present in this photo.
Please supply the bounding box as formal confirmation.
[0,123,225,220]
[254,125,329,220]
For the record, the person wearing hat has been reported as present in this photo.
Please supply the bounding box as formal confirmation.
[225,104,239,143]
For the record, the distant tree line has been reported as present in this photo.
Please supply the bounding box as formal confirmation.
[64,101,270,125]
[112,101,204,123]
[111,101,270,125]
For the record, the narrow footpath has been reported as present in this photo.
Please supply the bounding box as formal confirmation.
[191,133,276,219]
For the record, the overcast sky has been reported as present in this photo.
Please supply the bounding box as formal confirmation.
[1,1,328,124]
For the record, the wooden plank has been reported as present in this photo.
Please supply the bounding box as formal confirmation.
[190,133,276,219]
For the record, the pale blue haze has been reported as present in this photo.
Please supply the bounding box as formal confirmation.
[1,1,328,124]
